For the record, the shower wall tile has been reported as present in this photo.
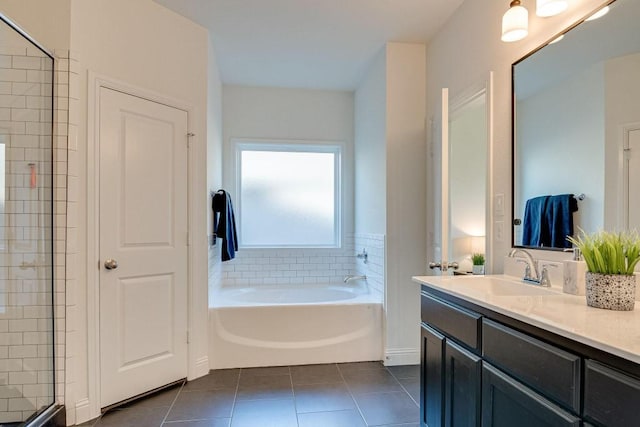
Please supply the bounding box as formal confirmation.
[219,234,357,286]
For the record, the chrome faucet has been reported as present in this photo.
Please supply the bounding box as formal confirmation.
[343,275,367,283]
[508,248,541,285]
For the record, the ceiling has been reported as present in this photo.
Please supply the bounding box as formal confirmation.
[154,0,464,90]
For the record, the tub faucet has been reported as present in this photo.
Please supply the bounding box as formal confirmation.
[508,248,540,284]
[343,275,367,283]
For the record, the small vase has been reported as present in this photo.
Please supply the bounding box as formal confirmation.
[585,272,636,311]
[472,265,485,275]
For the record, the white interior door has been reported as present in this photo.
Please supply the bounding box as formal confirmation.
[99,87,189,408]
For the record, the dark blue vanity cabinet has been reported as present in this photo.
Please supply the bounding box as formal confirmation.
[420,286,640,427]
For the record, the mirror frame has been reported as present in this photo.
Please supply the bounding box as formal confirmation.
[510,0,617,251]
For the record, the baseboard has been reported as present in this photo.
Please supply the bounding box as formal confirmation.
[192,356,210,379]
[73,398,91,425]
[384,348,420,366]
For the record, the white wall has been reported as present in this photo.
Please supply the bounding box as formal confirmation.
[69,0,211,423]
[426,0,611,270]
[0,0,70,53]
[354,48,386,235]
[516,63,604,243]
[604,53,640,230]
[384,42,426,365]
[222,85,355,237]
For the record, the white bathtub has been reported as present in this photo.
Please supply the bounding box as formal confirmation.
[209,284,383,369]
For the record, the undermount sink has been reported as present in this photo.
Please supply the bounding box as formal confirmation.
[451,275,561,297]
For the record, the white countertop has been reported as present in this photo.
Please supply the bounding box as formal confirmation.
[412,275,640,365]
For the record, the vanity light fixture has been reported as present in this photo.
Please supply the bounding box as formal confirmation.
[502,0,529,42]
[585,6,610,21]
[536,0,568,17]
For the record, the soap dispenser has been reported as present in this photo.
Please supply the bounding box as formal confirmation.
[563,248,587,295]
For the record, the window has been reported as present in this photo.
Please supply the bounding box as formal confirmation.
[236,141,341,248]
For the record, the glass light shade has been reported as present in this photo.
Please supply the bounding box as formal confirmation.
[586,6,610,21]
[549,34,564,44]
[536,0,568,17]
[502,4,529,42]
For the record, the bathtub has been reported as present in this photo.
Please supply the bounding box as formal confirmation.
[209,284,383,369]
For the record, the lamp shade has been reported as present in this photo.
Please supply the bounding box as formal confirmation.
[502,1,528,42]
[536,0,568,17]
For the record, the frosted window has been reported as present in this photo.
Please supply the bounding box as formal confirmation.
[239,146,339,247]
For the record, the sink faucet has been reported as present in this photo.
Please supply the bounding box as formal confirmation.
[508,249,541,285]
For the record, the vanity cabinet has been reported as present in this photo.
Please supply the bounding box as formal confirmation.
[420,286,640,427]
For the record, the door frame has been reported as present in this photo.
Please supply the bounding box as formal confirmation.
[619,121,640,230]
[86,73,200,419]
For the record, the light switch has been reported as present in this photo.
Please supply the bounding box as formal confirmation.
[495,193,505,217]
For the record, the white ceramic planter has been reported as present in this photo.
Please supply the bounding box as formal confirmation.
[585,272,636,311]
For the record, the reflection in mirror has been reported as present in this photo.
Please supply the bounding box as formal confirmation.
[513,0,640,249]
[450,91,487,272]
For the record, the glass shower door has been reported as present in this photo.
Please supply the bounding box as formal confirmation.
[0,15,55,425]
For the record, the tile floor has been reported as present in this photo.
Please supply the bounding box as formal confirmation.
[78,362,420,427]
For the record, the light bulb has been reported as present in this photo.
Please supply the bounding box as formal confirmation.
[586,6,610,21]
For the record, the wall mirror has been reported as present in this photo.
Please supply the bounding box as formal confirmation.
[512,0,640,250]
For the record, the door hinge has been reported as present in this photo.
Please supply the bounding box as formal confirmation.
[187,132,195,147]
[186,231,191,246]
[186,330,190,344]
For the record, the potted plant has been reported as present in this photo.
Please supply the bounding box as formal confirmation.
[567,230,640,311]
[471,253,485,275]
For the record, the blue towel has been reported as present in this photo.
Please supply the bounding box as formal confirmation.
[522,196,550,247]
[546,194,578,248]
[212,190,238,261]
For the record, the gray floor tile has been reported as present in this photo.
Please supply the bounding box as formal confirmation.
[183,370,240,391]
[294,382,356,413]
[297,409,367,427]
[231,399,298,427]
[290,363,343,385]
[355,391,419,426]
[165,389,235,421]
[163,419,231,427]
[342,369,403,395]
[237,373,293,400]
[95,406,170,427]
[398,377,420,404]
[121,386,182,409]
[337,361,386,373]
[240,366,290,377]
[387,365,420,380]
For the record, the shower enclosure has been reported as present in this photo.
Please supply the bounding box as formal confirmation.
[0,14,57,426]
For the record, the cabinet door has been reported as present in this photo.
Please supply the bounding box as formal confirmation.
[482,363,581,427]
[584,360,640,427]
[421,324,445,427]
[444,340,481,427]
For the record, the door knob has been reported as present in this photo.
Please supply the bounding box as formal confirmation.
[104,259,118,270]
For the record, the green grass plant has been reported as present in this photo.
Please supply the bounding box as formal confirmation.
[567,230,640,275]
[471,253,485,266]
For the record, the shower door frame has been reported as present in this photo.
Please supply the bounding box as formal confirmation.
[0,11,60,426]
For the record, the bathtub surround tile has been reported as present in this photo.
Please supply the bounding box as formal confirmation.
[297,409,367,427]
[165,389,235,422]
[354,391,420,426]
[293,382,356,413]
[230,399,298,427]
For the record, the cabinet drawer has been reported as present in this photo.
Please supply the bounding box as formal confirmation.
[482,363,580,427]
[421,293,481,351]
[584,360,640,427]
[482,319,581,413]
